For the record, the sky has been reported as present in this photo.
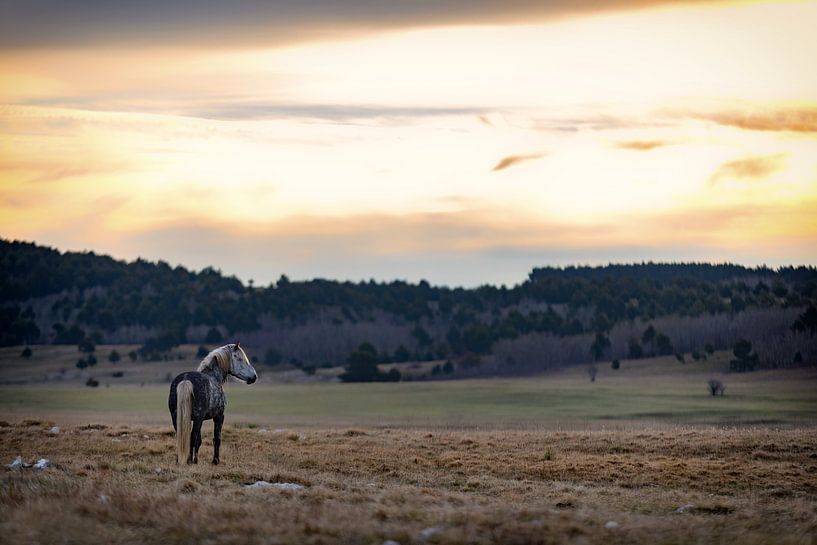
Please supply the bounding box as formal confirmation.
[1,0,816,287]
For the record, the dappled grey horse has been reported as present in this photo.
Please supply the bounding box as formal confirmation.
[169,342,257,464]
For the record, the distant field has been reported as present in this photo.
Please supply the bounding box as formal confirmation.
[1,345,816,428]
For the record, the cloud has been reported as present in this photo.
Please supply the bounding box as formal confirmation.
[699,108,817,133]
[614,140,670,151]
[492,152,548,171]
[27,200,816,288]
[190,103,486,122]
[19,95,487,122]
[0,0,727,49]
[477,115,494,127]
[709,154,786,185]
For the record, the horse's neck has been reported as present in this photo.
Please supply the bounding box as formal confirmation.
[202,365,227,385]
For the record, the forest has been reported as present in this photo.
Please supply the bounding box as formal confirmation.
[1,238,815,376]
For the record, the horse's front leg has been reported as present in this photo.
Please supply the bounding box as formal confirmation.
[191,419,203,464]
[212,413,224,465]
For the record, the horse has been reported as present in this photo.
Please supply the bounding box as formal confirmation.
[168,342,257,465]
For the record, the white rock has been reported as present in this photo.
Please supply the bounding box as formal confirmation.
[6,456,22,470]
[33,458,49,470]
[245,480,305,491]
[604,521,619,530]
[98,494,110,504]
[49,426,60,434]
[246,480,273,488]
[273,482,305,491]
[418,527,440,541]
[153,467,162,474]
[675,504,695,513]
[382,541,401,545]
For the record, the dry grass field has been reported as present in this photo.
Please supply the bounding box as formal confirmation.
[1,421,816,545]
[2,346,816,544]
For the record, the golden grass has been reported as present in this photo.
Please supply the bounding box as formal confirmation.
[2,420,816,544]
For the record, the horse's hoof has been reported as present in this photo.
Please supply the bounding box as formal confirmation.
[212,459,219,465]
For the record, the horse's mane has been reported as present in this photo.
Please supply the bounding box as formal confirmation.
[198,345,232,378]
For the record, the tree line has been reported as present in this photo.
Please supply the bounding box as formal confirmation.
[1,238,816,376]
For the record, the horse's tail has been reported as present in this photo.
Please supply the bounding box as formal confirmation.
[176,380,194,465]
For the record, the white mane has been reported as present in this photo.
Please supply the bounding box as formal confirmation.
[197,345,232,377]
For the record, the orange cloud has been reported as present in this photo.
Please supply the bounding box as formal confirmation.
[709,154,786,185]
[492,153,548,171]
[703,108,817,133]
[614,140,669,151]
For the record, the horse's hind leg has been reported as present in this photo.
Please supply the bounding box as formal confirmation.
[191,419,203,464]
[212,413,224,465]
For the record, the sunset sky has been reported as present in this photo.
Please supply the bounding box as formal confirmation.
[1,0,816,286]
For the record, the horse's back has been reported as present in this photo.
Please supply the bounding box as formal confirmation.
[168,372,209,418]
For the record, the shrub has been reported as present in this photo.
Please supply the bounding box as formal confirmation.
[730,339,758,372]
[196,346,209,359]
[656,333,674,356]
[675,353,685,364]
[108,350,121,363]
[442,360,454,374]
[642,325,656,345]
[85,377,100,388]
[340,342,402,382]
[340,342,381,382]
[590,333,611,361]
[86,354,97,366]
[139,329,183,358]
[628,339,643,359]
[128,350,138,362]
[20,347,32,359]
[611,359,620,370]
[76,358,88,369]
[393,345,411,363]
[78,338,95,353]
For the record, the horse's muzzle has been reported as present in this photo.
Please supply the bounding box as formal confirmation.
[246,375,257,385]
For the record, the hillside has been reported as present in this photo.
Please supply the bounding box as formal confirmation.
[1,238,815,375]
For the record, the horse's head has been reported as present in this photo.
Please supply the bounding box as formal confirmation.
[229,342,257,384]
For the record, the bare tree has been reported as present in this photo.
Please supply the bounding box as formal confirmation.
[707,379,725,396]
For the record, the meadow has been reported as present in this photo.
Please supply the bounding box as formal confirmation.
[1,346,816,544]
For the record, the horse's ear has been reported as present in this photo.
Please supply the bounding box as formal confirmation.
[234,341,241,351]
